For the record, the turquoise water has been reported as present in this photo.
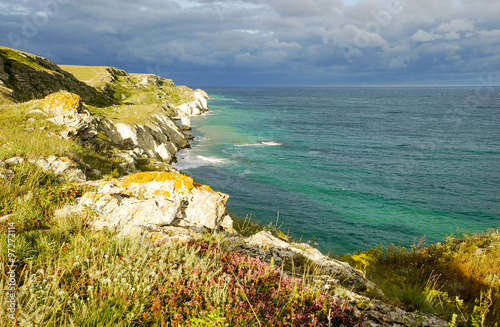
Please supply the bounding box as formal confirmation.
[174,87,500,254]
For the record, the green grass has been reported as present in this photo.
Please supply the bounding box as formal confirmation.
[59,65,112,89]
[0,207,363,326]
[0,47,55,73]
[341,231,500,326]
[61,65,195,120]
[0,100,128,180]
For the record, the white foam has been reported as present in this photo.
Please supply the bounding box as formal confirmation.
[173,150,227,170]
[197,155,228,164]
[261,141,283,146]
[234,143,262,147]
[234,141,283,147]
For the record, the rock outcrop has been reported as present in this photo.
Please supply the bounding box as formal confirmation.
[175,89,209,130]
[31,156,86,183]
[41,91,98,143]
[38,90,191,164]
[226,231,447,327]
[96,112,190,163]
[56,171,234,237]
[227,231,380,293]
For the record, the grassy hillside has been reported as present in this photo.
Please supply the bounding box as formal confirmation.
[60,65,200,124]
[0,47,115,107]
[1,48,203,126]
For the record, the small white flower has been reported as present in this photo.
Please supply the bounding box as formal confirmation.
[101,278,112,285]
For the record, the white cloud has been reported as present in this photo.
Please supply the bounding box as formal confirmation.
[478,29,500,37]
[0,0,499,85]
[412,29,441,42]
[436,18,474,33]
[443,31,460,40]
[92,25,118,34]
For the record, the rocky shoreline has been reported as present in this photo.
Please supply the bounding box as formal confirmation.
[0,46,448,326]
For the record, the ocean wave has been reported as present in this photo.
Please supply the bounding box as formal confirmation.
[197,155,228,164]
[173,151,228,170]
[234,141,283,147]
[234,143,261,147]
[261,141,283,146]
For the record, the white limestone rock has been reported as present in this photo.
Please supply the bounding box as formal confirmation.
[227,231,379,293]
[96,112,189,164]
[56,171,233,236]
[31,156,86,183]
[41,91,97,143]
[175,90,209,117]
[5,157,24,165]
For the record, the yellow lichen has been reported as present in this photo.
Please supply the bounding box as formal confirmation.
[117,171,215,196]
[42,91,83,113]
[153,190,171,197]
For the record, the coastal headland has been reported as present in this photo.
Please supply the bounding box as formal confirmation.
[1,46,497,326]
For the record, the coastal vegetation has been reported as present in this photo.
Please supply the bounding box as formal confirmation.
[342,231,500,326]
[0,160,362,326]
[1,46,498,326]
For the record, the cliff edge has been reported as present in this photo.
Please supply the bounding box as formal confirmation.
[0,47,450,326]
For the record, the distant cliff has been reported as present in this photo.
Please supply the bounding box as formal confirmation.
[0,46,208,164]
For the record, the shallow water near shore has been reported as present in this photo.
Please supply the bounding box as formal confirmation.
[174,87,500,254]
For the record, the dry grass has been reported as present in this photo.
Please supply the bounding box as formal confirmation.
[59,65,114,89]
[341,230,500,326]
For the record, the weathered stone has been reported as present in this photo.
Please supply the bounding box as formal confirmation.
[118,225,198,244]
[31,156,86,183]
[41,91,98,142]
[5,157,24,165]
[175,90,209,117]
[180,116,191,130]
[227,231,380,294]
[96,112,189,164]
[56,171,233,235]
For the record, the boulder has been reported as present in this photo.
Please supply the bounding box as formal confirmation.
[31,156,86,183]
[56,171,233,236]
[41,91,97,142]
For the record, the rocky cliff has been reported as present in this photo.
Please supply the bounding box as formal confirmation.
[0,47,449,326]
[1,47,208,165]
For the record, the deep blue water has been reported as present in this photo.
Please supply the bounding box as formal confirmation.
[174,87,500,254]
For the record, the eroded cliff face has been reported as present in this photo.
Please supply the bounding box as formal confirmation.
[96,113,190,163]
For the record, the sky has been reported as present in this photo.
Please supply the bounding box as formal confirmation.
[1,0,499,86]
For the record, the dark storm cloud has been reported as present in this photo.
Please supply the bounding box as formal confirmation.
[0,0,498,85]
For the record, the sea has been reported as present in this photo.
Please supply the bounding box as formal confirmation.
[173,87,500,254]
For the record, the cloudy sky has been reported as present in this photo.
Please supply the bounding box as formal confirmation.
[1,0,499,86]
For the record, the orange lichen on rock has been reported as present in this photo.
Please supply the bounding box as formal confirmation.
[42,91,83,113]
[153,190,171,197]
[119,171,213,195]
